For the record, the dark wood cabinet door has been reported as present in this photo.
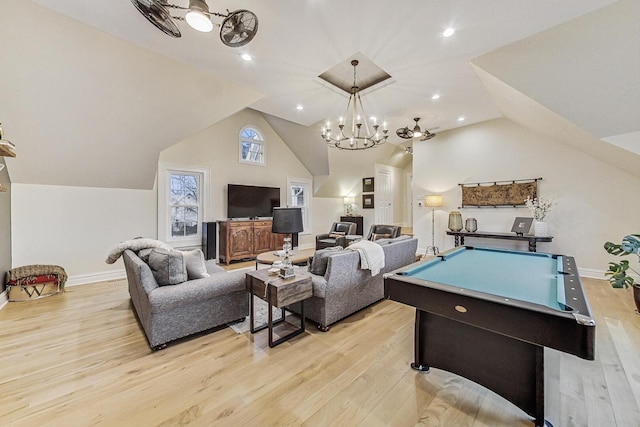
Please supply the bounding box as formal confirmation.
[229,224,253,258]
[253,222,272,254]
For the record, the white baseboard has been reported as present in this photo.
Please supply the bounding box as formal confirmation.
[577,268,606,280]
[66,270,126,287]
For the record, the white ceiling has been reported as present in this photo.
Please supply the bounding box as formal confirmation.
[3,0,637,189]
[31,0,619,140]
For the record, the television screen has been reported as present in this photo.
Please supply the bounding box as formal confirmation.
[227,184,281,219]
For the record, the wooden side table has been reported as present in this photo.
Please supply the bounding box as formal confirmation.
[254,247,315,269]
[245,269,313,347]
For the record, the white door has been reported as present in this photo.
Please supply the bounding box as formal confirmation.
[376,168,393,224]
[405,172,413,227]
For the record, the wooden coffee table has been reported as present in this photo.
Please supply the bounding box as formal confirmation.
[255,247,315,269]
[245,269,313,347]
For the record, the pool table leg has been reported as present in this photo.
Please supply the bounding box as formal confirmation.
[411,310,430,372]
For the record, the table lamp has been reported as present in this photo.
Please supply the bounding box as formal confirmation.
[425,194,443,255]
[344,196,355,215]
[272,207,303,279]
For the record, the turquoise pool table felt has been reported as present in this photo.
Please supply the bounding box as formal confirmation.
[405,248,565,310]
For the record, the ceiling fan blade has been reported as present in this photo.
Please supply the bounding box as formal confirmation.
[396,127,413,139]
[220,10,259,47]
[130,0,181,38]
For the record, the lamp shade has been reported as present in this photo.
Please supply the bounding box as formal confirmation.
[344,197,355,205]
[425,194,443,208]
[272,208,303,234]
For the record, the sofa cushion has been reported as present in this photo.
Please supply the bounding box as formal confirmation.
[309,246,344,275]
[181,249,210,280]
[148,248,188,286]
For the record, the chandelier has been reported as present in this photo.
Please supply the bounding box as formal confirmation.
[321,60,388,150]
[130,0,258,48]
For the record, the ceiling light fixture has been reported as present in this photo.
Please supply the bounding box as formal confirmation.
[130,0,258,47]
[185,0,213,32]
[443,28,455,37]
[240,53,252,61]
[457,116,465,122]
[321,60,389,151]
[296,105,304,111]
[431,94,440,100]
[396,118,436,141]
[405,146,413,154]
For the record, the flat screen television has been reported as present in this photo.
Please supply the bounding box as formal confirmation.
[227,184,280,219]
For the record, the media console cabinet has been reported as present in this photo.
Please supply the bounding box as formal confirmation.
[218,220,285,265]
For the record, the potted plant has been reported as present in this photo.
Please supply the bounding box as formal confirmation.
[524,196,556,237]
[604,234,640,313]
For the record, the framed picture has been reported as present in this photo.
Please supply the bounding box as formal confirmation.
[511,217,533,235]
[362,194,375,209]
[362,177,374,193]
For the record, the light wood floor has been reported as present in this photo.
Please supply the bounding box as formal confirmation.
[1,274,639,426]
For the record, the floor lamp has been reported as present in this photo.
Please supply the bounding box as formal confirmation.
[425,195,443,255]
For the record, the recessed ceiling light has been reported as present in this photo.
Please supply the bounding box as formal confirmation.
[431,94,440,100]
[296,105,304,111]
[443,28,455,37]
[457,116,465,122]
[241,53,252,61]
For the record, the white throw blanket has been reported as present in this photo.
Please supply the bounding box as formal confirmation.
[105,238,173,264]
[348,239,385,276]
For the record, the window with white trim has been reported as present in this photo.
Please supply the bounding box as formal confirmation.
[158,163,210,248]
[287,177,311,235]
[239,126,265,165]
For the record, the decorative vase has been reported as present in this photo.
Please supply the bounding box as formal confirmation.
[465,218,477,232]
[448,211,463,232]
[534,221,549,237]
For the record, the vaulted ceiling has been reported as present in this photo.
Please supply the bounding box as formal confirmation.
[1,0,638,188]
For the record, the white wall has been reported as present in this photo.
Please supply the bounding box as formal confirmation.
[160,109,317,248]
[413,118,640,276]
[11,184,156,284]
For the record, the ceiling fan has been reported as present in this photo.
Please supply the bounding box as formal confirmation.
[396,118,437,141]
[130,0,259,48]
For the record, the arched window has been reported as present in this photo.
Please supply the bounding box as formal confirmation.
[239,126,265,165]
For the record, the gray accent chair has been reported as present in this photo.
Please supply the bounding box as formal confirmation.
[122,249,248,350]
[367,224,402,240]
[315,222,358,250]
[292,236,418,331]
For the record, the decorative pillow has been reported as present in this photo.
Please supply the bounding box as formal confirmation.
[137,248,153,263]
[329,231,346,238]
[148,248,188,286]
[181,249,210,280]
[309,246,344,275]
[371,233,392,241]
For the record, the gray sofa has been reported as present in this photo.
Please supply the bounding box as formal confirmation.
[122,249,248,349]
[291,236,418,331]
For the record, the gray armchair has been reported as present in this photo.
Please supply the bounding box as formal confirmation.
[315,222,358,250]
[367,224,402,241]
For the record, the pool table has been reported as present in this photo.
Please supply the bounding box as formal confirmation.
[384,246,595,427]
